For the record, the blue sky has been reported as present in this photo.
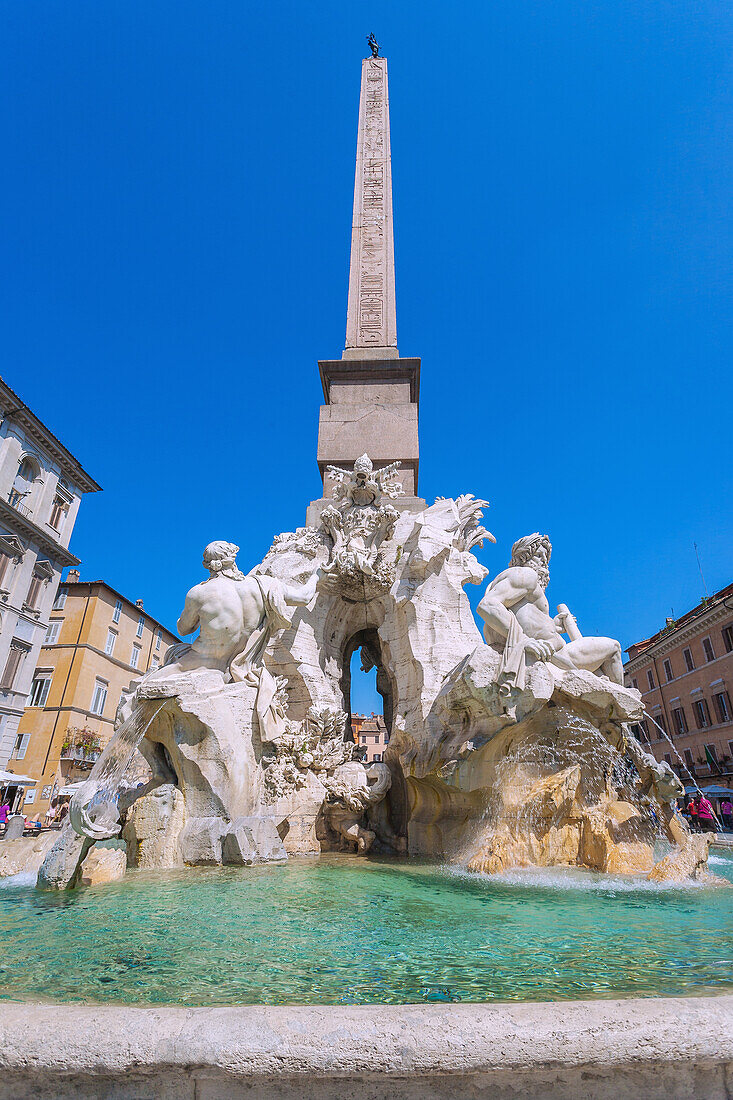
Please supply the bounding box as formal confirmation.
[3,1,731,715]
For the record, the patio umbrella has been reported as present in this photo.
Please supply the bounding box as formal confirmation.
[0,770,37,785]
[701,785,733,797]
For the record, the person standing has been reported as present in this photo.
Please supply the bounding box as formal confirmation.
[697,794,717,834]
[688,797,699,832]
[719,798,733,832]
[0,801,9,834]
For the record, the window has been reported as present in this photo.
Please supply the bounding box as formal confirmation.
[48,496,67,531]
[112,599,122,624]
[722,625,733,654]
[693,699,711,729]
[638,719,650,742]
[664,753,672,765]
[150,656,160,671]
[684,750,694,768]
[155,629,162,651]
[43,620,61,645]
[672,707,688,735]
[646,669,655,690]
[654,713,668,736]
[663,659,673,682]
[702,637,715,663]
[90,679,108,716]
[705,743,718,765]
[0,641,29,691]
[104,629,117,656]
[136,616,144,638]
[0,551,12,589]
[130,645,141,669]
[683,647,695,672]
[25,574,43,610]
[9,457,37,508]
[631,678,638,691]
[714,692,731,724]
[11,731,30,760]
[28,674,52,707]
[374,753,382,763]
[53,588,67,611]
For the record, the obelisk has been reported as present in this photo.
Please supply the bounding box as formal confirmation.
[307,46,423,526]
[343,53,398,358]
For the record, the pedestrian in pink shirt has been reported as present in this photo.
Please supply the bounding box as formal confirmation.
[696,795,717,834]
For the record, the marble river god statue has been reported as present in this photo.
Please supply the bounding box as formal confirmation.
[43,458,712,890]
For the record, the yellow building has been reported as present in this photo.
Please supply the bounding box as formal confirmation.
[13,572,178,814]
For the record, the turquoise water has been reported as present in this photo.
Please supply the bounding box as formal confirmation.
[1,853,732,1006]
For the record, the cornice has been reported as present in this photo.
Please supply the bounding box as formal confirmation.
[0,498,79,568]
[625,602,733,671]
[0,375,101,494]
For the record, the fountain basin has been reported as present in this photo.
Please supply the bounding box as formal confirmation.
[1,854,732,1096]
[2,854,733,1005]
[0,996,731,1099]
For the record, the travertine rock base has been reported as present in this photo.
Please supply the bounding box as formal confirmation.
[0,832,57,877]
[37,825,91,890]
[79,843,127,886]
[123,784,185,870]
[0,997,730,1100]
[648,833,715,883]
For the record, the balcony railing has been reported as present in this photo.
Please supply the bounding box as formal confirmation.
[60,747,100,767]
[7,491,31,518]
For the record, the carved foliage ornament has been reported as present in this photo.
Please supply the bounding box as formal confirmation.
[261,707,355,802]
[321,455,403,599]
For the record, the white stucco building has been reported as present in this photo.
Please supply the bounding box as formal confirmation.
[0,377,100,766]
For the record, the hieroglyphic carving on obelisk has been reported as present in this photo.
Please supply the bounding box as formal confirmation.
[343,56,398,359]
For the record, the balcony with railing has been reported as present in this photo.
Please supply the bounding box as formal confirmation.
[60,746,101,768]
[60,728,102,772]
[7,490,32,518]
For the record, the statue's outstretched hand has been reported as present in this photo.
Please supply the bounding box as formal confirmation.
[524,638,555,661]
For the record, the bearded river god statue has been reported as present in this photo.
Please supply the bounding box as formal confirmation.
[42,464,716,890]
[477,534,624,705]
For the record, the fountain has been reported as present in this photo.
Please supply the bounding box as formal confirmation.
[2,46,731,1100]
[41,488,712,892]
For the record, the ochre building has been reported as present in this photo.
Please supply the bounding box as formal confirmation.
[623,582,733,783]
[13,573,178,814]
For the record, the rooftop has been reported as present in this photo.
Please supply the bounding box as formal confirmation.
[58,578,179,640]
[625,580,733,661]
[0,376,101,494]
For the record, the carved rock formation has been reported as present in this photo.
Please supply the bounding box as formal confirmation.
[56,476,707,886]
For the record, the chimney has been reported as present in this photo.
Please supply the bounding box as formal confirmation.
[67,569,80,584]
[135,599,144,609]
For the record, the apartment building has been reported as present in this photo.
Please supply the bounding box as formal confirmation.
[0,378,100,766]
[351,713,390,763]
[13,574,178,814]
[624,582,733,781]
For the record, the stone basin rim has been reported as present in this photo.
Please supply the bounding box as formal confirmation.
[1,995,732,1079]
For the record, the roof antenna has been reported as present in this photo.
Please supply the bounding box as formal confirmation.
[694,542,709,598]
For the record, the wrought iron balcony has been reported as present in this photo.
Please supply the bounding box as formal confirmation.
[60,746,100,767]
[7,490,31,518]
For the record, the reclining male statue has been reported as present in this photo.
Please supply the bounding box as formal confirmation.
[160,540,317,681]
[151,539,319,742]
[477,533,623,697]
[69,540,319,846]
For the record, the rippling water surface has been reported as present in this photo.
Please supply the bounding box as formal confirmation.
[0,852,732,1005]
